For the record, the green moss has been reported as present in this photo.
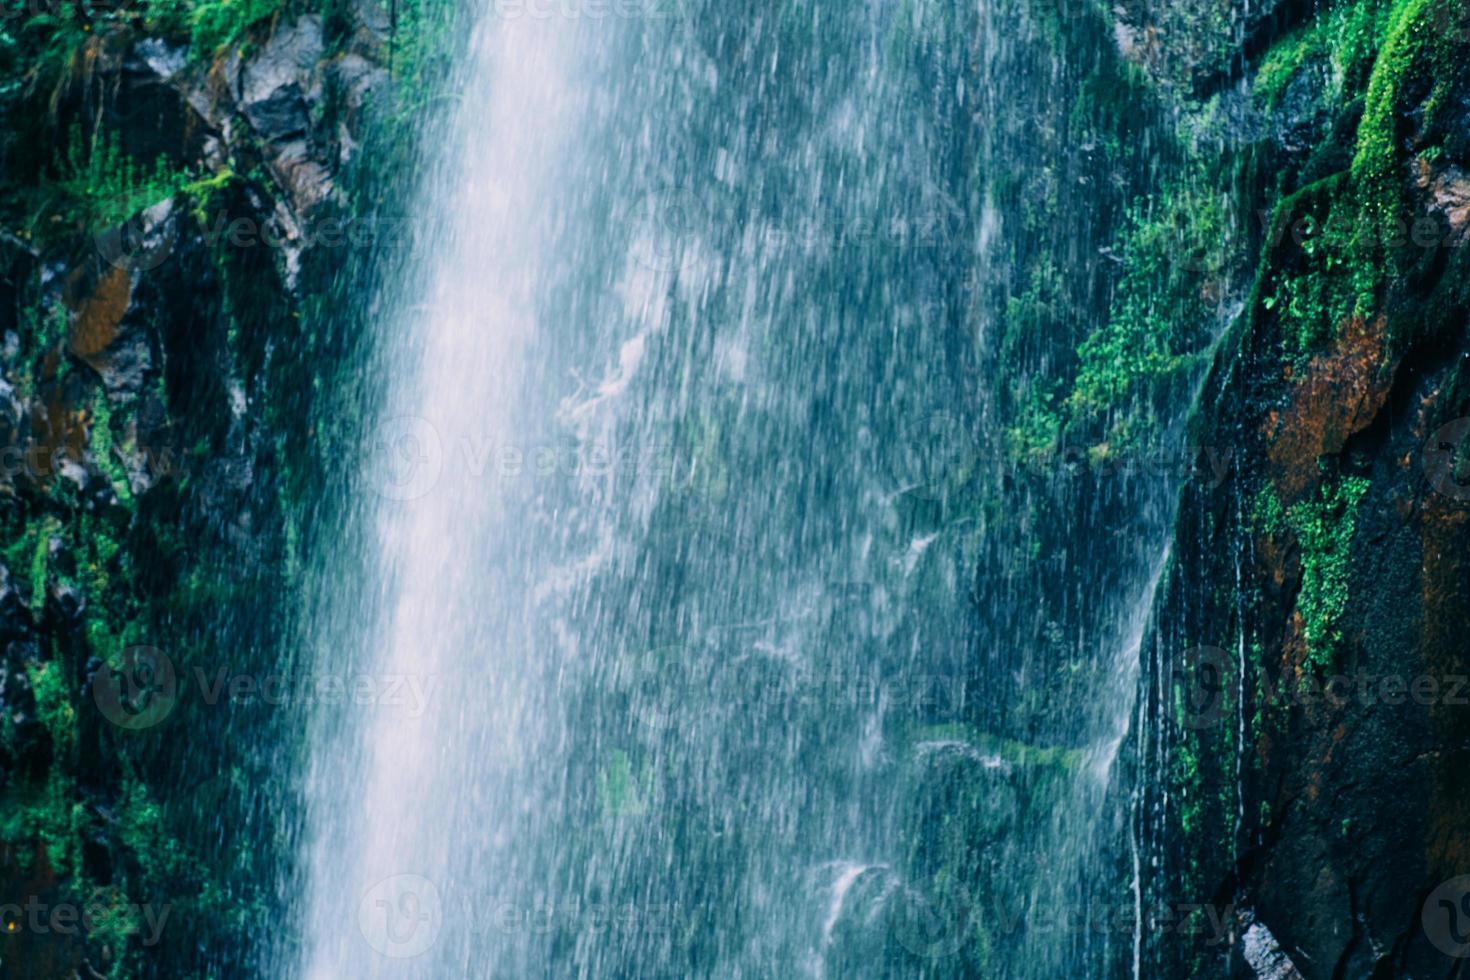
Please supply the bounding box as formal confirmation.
[1175,737,1202,835]
[55,127,187,231]
[182,168,238,225]
[117,778,188,884]
[1256,172,1362,358]
[1255,20,1332,110]
[1065,179,1229,444]
[1287,475,1371,670]
[189,0,283,58]
[383,0,464,99]
[596,749,650,819]
[89,392,136,505]
[35,301,69,354]
[1352,0,1460,222]
[27,659,76,753]
[910,723,1082,771]
[1004,379,1063,464]
[29,515,59,620]
[1254,0,1396,109]
[1251,484,1288,538]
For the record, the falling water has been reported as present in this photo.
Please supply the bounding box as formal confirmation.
[289,1,1210,977]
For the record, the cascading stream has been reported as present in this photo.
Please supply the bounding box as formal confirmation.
[291,2,1208,977]
[298,13,586,977]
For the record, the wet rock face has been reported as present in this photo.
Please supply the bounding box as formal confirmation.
[239,17,325,141]
[1111,0,1294,93]
[0,6,392,975]
[1117,3,1470,977]
[1146,297,1470,978]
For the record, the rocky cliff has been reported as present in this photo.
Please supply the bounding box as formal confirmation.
[1117,0,1470,975]
[0,0,420,973]
[0,0,1467,977]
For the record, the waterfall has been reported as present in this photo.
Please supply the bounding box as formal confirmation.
[297,12,589,977]
[289,2,1207,977]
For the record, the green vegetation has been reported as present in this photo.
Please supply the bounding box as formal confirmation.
[29,515,58,619]
[57,129,188,227]
[1352,0,1461,220]
[1068,183,1228,428]
[89,392,136,505]
[1259,174,1360,358]
[1287,475,1370,670]
[1003,169,1237,459]
[909,724,1082,772]
[188,0,283,57]
[1253,0,1396,109]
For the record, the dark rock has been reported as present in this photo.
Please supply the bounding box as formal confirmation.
[1239,910,1305,979]
[112,37,211,167]
[352,0,392,39]
[0,650,40,752]
[1417,162,1470,240]
[0,565,29,641]
[1274,61,1334,154]
[266,138,336,215]
[238,17,325,143]
[331,54,393,164]
[48,579,85,623]
[242,81,313,142]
